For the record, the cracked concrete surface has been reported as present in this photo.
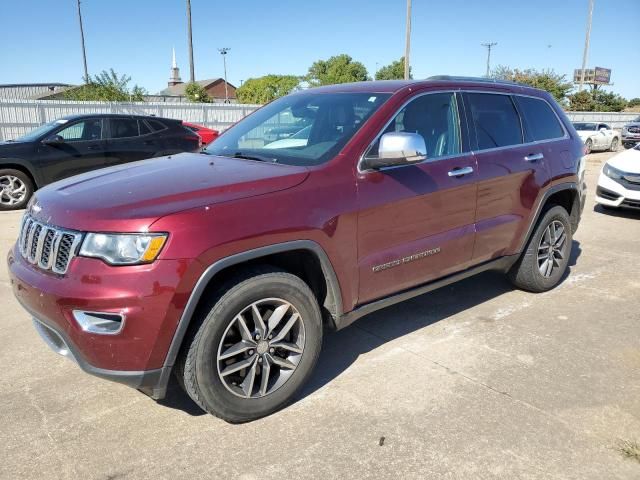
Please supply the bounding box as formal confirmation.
[1,150,639,479]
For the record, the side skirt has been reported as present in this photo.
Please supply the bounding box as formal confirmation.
[334,255,519,331]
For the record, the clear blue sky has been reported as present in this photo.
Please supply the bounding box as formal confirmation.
[1,0,638,98]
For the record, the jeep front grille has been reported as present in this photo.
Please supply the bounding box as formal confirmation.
[18,215,83,274]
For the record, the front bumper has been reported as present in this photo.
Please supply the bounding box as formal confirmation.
[622,135,640,146]
[595,173,640,209]
[8,246,196,399]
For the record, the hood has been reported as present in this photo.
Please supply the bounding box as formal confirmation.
[0,140,32,156]
[31,152,309,232]
[607,147,640,174]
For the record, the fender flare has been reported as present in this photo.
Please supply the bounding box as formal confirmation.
[162,240,343,371]
[516,182,579,253]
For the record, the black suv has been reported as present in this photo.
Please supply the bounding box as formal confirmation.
[0,114,201,210]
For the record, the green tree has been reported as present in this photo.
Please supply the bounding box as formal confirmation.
[626,97,640,108]
[306,54,369,87]
[236,75,301,104]
[491,66,573,103]
[184,82,211,103]
[64,69,147,101]
[375,57,411,80]
[568,89,628,112]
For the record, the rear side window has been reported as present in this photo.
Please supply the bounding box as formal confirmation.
[138,120,152,135]
[467,93,523,150]
[147,120,168,132]
[514,96,565,142]
[110,118,139,138]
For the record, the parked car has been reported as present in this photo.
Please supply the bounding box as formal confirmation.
[572,122,620,153]
[0,114,201,210]
[263,125,311,149]
[264,119,312,143]
[595,143,640,210]
[9,77,586,423]
[621,115,640,149]
[183,122,219,145]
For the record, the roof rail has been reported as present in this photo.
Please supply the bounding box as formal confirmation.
[426,75,523,87]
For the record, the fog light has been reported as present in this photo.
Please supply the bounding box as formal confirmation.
[72,311,125,335]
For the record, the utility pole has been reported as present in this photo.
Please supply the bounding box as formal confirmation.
[76,0,89,83]
[404,0,411,80]
[579,0,595,91]
[481,42,497,77]
[218,48,230,103]
[186,0,195,82]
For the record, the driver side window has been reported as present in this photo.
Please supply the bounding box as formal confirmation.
[57,119,103,142]
[367,93,461,159]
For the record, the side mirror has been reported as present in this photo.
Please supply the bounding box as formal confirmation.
[599,127,607,132]
[361,132,427,171]
[43,135,64,145]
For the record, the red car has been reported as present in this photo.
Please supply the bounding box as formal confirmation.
[9,77,585,422]
[183,122,219,145]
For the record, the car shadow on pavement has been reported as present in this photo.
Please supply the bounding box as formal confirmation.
[593,204,640,219]
[296,239,582,405]
[154,241,581,417]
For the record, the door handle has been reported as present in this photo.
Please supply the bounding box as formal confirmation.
[524,153,544,162]
[87,144,101,150]
[448,166,474,177]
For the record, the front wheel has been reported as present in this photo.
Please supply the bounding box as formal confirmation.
[0,169,33,211]
[177,267,323,423]
[609,137,619,152]
[508,206,573,293]
[584,138,593,154]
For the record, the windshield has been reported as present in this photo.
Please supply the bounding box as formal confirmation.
[204,92,391,166]
[13,120,67,142]
[573,122,597,131]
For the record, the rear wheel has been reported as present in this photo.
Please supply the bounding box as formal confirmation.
[0,169,33,211]
[610,137,619,152]
[508,206,572,293]
[177,267,323,423]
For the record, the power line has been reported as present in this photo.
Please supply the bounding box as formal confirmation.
[481,42,497,77]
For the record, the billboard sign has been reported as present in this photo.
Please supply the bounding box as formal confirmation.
[594,67,611,84]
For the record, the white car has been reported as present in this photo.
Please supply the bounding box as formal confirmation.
[264,125,311,149]
[595,144,640,210]
[573,122,621,154]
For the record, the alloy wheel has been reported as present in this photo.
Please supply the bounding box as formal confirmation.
[0,175,27,206]
[537,220,567,278]
[216,298,306,399]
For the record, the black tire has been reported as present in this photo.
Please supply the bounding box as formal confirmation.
[0,169,34,211]
[508,206,573,293]
[176,266,323,423]
[609,137,619,152]
[584,139,592,154]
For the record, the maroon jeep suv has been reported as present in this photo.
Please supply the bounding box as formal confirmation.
[8,77,586,422]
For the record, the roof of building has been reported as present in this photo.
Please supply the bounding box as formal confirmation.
[158,78,237,97]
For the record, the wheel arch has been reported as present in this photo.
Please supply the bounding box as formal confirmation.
[162,240,343,372]
[517,183,580,254]
[0,159,41,188]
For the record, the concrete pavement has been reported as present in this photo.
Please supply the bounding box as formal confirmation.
[1,150,639,479]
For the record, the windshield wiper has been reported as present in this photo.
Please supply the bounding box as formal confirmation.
[230,152,278,163]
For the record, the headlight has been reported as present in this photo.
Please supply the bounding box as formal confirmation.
[602,163,624,180]
[79,233,167,265]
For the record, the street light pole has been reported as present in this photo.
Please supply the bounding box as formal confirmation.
[218,48,230,103]
[76,0,89,83]
[186,0,195,83]
[481,42,497,77]
[404,0,411,80]
[579,0,595,91]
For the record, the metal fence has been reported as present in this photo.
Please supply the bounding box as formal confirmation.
[566,111,638,130]
[1,99,638,141]
[0,99,261,141]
